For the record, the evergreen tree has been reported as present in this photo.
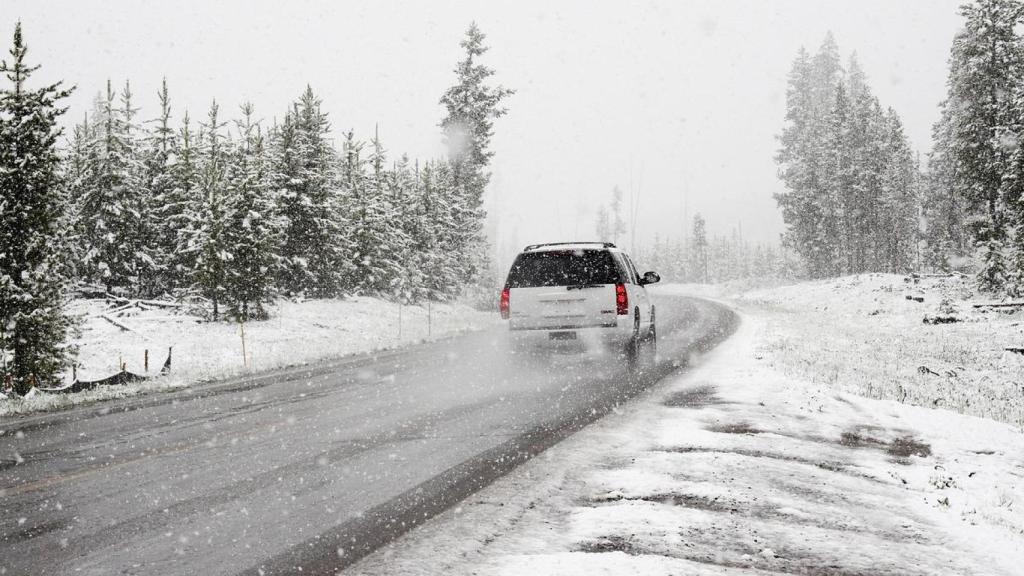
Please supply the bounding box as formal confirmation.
[942,0,1024,291]
[0,23,76,393]
[775,46,832,277]
[439,23,513,285]
[223,103,278,320]
[340,129,393,295]
[386,153,418,302]
[274,87,345,297]
[168,112,199,290]
[144,79,179,295]
[119,80,159,296]
[363,129,409,295]
[879,110,920,273]
[184,101,230,318]
[78,80,147,294]
[64,113,91,271]
[777,35,921,279]
[409,159,460,300]
[924,108,969,271]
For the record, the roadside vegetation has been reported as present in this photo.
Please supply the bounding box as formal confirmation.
[0,22,511,396]
[740,273,1024,428]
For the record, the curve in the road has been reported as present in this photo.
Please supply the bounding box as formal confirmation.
[0,295,738,576]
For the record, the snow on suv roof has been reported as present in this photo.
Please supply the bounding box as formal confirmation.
[522,242,618,253]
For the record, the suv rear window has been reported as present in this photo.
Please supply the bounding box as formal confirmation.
[506,250,623,288]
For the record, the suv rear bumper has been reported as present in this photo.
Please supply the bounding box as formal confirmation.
[508,320,633,351]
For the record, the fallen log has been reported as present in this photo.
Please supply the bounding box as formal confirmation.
[139,299,183,309]
[100,314,138,333]
[129,315,204,323]
[973,302,1024,309]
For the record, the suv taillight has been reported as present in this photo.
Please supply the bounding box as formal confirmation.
[500,287,510,319]
[615,283,628,315]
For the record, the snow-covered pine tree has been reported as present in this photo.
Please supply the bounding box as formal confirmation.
[75,79,151,293]
[63,113,92,273]
[843,56,891,274]
[167,112,199,291]
[143,79,179,295]
[386,153,418,302]
[296,88,345,298]
[268,111,303,294]
[340,129,394,295]
[0,23,77,393]
[362,129,408,295]
[405,159,453,300]
[184,101,230,319]
[942,0,1024,292]
[274,87,345,298]
[778,35,921,279]
[439,23,513,286]
[879,109,920,273]
[808,34,844,274]
[223,103,278,320]
[924,107,969,272]
[119,81,159,296]
[822,77,849,276]
[775,46,833,278]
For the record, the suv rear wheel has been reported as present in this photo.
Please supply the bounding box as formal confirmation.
[643,307,659,368]
[625,311,642,368]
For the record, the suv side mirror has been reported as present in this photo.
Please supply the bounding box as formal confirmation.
[640,271,660,286]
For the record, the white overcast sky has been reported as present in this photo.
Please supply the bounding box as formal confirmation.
[5,0,963,263]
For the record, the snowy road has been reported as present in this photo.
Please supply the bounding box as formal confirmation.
[0,295,736,575]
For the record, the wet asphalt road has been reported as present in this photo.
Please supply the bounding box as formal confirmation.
[0,295,736,575]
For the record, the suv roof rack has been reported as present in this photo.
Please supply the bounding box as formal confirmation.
[523,241,617,251]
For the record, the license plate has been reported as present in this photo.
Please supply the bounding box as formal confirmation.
[549,331,577,340]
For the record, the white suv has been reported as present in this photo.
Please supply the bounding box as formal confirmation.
[499,242,659,362]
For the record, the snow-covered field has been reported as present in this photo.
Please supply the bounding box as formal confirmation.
[350,281,1024,575]
[0,297,497,417]
[734,274,1024,428]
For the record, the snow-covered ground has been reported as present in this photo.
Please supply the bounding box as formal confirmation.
[349,281,1024,575]
[0,297,496,417]
[734,274,1024,428]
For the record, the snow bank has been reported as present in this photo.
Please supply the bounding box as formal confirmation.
[0,297,497,417]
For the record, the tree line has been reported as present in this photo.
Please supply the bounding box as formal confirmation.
[635,213,797,285]
[778,1,1024,296]
[925,0,1024,294]
[775,33,920,280]
[0,22,510,394]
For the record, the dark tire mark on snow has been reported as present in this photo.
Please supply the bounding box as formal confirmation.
[839,430,932,461]
[576,535,643,555]
[658,446,886,483]
[591,490,916,543]
[706,420,762,435]
[661,384,730,408]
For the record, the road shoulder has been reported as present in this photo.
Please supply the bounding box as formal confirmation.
[349,308,1024,576]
